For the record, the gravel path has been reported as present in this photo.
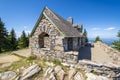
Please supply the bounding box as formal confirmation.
[91,43,114,63]
[0,54,20,64]
[13,48,31,57]
[78,43,114,64]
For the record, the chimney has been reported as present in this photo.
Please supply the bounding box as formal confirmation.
[67,17,73,24]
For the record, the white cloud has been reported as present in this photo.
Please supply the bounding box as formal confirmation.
[25,30,31,34]
[15,31,21,37]
[91,27,101,30]
[15,26,31,38]
[104,27,115,31]
[23,26,31,34]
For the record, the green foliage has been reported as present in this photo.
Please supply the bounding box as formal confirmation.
[8,28,17,50]
[0,18,30,52]
[0,18,9,52]
[83,29,88,42]
[17,30,29,49]
[112,30,120,51]
[94,36,102,42]
[117,30,120,38]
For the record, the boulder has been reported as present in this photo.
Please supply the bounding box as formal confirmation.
[44,67,53,77]
[0,71,17,80]
[20,64,41,80]
[68,68,76,80]
[74,72,83,80]
[45,62,55,67]
[56,69,65,80]
[61,62,70,67]
[54,66,62,73]
[86,73,109,80]
[49,73,56,80]
[55,66,65,80]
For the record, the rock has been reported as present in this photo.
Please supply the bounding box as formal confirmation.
[69,68,76,80]
[86,73,109,80]
[56,69,65,80]
[61,62,70,67]
[54,66,65,80]
[20,64,41,80]
[44,67,53,77]
[15,76,20,80]
[0,71,17,80]
[45,62,55,67]
[49,73,56,80]
[54,66,62,73]
[74,72,83,80]
[103,62,120,69]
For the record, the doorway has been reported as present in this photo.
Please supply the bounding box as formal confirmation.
[68,38,73,50]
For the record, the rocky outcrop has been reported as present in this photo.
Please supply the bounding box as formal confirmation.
[86,73,109,80]
[73,72,83,80]
[0,71,17,80]
[69,68,76,80]
[20,64,41,80]
[75,60,120,79]
[0,59,120,80]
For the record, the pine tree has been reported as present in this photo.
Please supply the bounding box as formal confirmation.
[83,29,88,42]
[112,30,120,51]
[94,36,102,42]
[8,28,17,50]
[18,31,28,48]
[0,18,8,52]
[26,33,29,47]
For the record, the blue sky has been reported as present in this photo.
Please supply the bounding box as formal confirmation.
[0,0,120,39]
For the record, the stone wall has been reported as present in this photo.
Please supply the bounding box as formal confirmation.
[29,15,79,63]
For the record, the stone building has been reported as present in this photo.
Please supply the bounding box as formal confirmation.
[29,7,86,63]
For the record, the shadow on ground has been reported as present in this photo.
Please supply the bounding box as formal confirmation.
[78,46,92,60]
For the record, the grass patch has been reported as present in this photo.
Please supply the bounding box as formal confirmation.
[0,51,12,54]
[90,70,98,75]
[0,66,10,73]
[53,60,61,66]
[26,56,36,61]
[12,53,26,58]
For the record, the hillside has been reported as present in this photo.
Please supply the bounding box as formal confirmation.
[0,41,120,80]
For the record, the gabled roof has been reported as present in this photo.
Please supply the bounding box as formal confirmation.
[30,6,82,37]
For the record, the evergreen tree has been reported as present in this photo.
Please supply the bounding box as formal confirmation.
[8,28,17,50]
[26,33,29,47]
[0,18,8,52]
[18,31,28,48]
[112,30,120,51]
[94,36,102,42]
[83,29,88,42]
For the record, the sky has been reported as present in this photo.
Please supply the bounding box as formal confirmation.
[0,0,120,40]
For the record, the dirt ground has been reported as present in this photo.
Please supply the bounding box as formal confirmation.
[0,54,20,64]
[0,54,21,68]
[0,44,119,68]
[78,43,115,64]
[0,49,31,68]
[13,48,31,57]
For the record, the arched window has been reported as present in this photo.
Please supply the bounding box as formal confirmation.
[39,32,50,48]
